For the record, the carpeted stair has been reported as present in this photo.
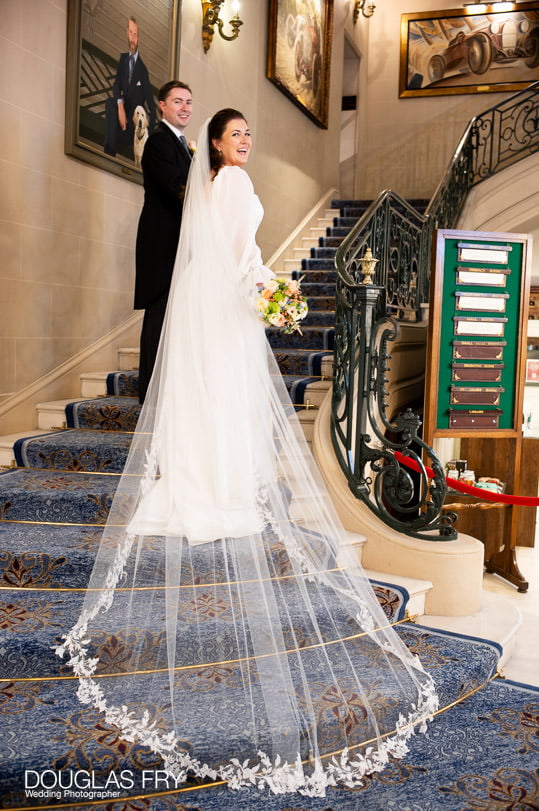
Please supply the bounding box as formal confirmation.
[14,430,132,473]
[1,198,538,809]
[66,396,140,432]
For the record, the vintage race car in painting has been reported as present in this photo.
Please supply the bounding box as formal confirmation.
[408,11,539,88]
[285,11,322,96]
[428,14,539,82]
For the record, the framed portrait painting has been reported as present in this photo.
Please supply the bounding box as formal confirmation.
[65,0,182,183]
[267,0,334,128]
[400,2,539,98]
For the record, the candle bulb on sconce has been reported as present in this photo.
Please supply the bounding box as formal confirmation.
[201,0,243,52]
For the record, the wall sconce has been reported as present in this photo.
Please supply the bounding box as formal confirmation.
[202,1,243,52]
[358,247,379,284]
[354,0,376,21]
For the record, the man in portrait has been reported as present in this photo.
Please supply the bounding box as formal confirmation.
[104,16,156,161]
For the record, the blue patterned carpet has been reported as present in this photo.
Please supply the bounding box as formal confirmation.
[16,676,529,811]
[14,430,132,472]
[66,397,140,432]
[0,468,118,523]
[1,199,538,808]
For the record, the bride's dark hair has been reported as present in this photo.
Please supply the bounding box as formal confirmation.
[208,108,246,174]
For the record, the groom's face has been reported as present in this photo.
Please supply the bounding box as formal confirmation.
[160,88,193,131]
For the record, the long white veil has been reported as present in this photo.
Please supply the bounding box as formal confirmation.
[57,118,438,796]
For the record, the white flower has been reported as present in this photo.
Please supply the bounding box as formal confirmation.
[267,312,284,326]
[266,278,280,293]
[255,296,269,313]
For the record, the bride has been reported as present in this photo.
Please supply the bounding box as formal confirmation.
[58,109,438,796]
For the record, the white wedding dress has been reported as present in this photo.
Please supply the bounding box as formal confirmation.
[129,164,276,543]
[58,119,438,797]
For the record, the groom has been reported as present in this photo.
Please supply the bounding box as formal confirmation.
[134,80,193,404]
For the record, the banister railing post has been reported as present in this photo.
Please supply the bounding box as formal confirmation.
[351,282,386,496]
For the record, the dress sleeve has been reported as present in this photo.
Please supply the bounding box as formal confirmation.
[213,167,275,296]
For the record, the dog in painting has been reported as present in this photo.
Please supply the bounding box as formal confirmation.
[133,105,149,167]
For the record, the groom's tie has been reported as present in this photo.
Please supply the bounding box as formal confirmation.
[178,134,191,158]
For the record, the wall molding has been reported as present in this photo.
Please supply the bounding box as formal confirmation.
[0,313,142,435]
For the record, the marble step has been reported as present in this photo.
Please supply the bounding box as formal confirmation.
[79,346,139,397]
[117,345,140,370]
[422,590,521,671]
[289,378,331,408]
[0,430,46,467]
[283,211,340,274]
[364,569,432,620]
[300,236,320,251]
[35,398,73,429]
[294,403,318,443]
[80,371,111,398]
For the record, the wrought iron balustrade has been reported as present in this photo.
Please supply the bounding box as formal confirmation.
[427,80,539,229]
[331,82,539,540]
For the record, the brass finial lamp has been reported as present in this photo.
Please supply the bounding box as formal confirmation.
[202,0,243,52]
[354,0,376,21]
[358,247,379,284]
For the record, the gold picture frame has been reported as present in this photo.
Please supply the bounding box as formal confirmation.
[400,2,539,98]
[267,0,334,128]
[65,0,182,184]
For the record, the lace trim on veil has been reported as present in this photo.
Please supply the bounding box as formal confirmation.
[56,475,438,798]
[57,577,437,796]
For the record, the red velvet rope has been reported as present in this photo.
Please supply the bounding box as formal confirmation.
[394,451,539,506]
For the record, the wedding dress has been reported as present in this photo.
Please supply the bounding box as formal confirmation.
[58,119,438,797]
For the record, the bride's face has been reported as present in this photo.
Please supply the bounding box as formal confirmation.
[213,119,251,167]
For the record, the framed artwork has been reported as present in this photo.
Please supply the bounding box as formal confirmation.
[400,2,539,98]
[65,0,182,183]
[526,358,539,382]
[267,0,334,128]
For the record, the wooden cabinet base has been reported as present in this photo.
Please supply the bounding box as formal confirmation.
[485,547,529,593]
[442,434,530,592]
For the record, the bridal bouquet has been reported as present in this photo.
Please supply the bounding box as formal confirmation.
[255,277,308,334]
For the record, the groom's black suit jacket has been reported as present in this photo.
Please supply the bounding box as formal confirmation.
[134,122,192,310]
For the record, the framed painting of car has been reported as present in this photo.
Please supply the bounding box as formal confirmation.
[266,0,334,128]
[65,0,182,184]
[399,2,539,98]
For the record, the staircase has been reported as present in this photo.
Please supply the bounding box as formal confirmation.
[0,197,436,600]
[0,194,518,623]
[0,197,429,463]
[1,197,535,809]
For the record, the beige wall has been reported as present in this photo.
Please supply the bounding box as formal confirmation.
[0,0,141,400]
[178,0,345,258]
[355,0,511,200]
[2,0,532,404]
[0,0,344,402]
